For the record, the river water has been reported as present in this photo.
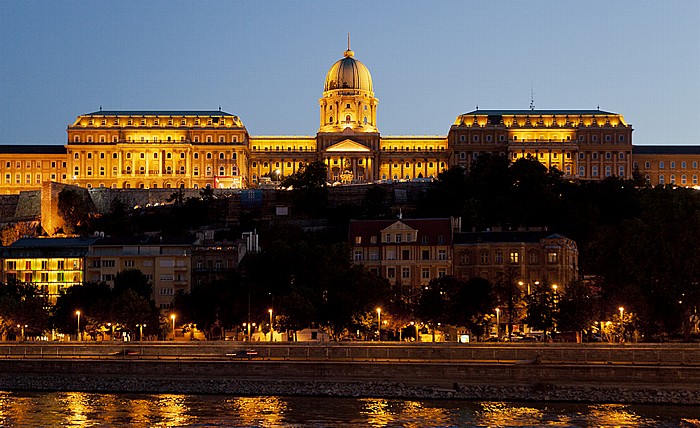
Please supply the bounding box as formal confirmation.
[1,391,699,427]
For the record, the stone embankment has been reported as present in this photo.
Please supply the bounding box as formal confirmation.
[1,342,699,405]
[2,374,698,405]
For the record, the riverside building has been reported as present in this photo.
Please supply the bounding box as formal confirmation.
[0,44,686,194]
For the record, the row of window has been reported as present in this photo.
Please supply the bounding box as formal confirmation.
[460,250,559,265]
[4,173,65,185]
[74,134,239,143]
[6,260,79,270]
[75,165,238,177]
[86,117,232,127]
[3,161,66,170]
[386,266,447,280]
[636,160,699,170]
[353,248,448,261]
[656,174,699,186]
[458,134,626,143]
[579,165,625,178]
[73,151,238,160]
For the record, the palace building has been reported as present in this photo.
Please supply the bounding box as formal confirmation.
[0,45,689,194]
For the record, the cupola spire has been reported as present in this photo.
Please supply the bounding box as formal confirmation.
[344,33,354,58]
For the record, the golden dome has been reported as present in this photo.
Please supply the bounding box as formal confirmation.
[324,49,373,93]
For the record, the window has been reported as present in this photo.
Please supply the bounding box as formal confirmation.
[386,250,395,260]
[619,166,625,177]
[124,260,134,267]
[422,250,430,260]
[401,267,410,278]
[682,175,687,185]
[396,234,402,243]
[605,165,611,177]
[645,161,650,169]
[548,252,558,263]
[579,166,585,177]
[529,252,538,264]
[592,152,598,160]
[619,152,625,160]
[387,267,395,279]
[659,174,665,185]
[659,161,664,169]
[671,162,676,169]
[480,252,488,265]
[402,249,410,260]
[605,152,611,160]
[592,166,598,177]
[422,268,430,279]
[495,252,503,264]
[353,250,363,261]
[694,162,698,169]
[509,251,520,264]
[670,174,676,184]
[694,175,698,185]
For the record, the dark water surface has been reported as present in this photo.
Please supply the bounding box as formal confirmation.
[1,391,699,427]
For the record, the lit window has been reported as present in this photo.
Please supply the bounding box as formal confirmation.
[509,251,520,264]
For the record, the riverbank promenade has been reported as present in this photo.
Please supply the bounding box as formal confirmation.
[1,342,699,404]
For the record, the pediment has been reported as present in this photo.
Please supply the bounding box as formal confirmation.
[325,139,371,153]
[381,221,416,233]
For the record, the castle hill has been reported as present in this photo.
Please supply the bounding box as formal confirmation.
[0,44,699,405]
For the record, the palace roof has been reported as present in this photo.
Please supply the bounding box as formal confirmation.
[454,230,569,245]
[82,110,236,117]
[632,145,700,155]
[461,109,617,116]
[0,145,66,154]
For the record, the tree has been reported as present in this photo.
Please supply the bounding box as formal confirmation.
[416,276,460,341]
[450,277,494,341]
[492,267,522,340]
[524,281,559,341]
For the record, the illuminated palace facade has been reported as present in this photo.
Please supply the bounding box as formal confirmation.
[0,45,692,194]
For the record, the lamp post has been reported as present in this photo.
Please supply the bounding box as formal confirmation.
[618,306,625,342]
[495,308,500,339]
[17,324,26,341]
[136,324,146,341]
[75,310,81,341]
[170,314,176,340]
[376,308,382,341]
[268,308,273,341]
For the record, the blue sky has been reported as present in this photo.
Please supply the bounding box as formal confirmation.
[1,1,698,145]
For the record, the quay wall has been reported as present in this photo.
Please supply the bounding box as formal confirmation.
[0,343,699,404]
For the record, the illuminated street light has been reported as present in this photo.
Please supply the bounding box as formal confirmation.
[16,324,26,341]
[495,308,500,339]
[268,308,274,341]
[170,314,176,340]
[619,306,625,343]
[136,323,147,341]
[376,308,382,341]
[75,310,81,341]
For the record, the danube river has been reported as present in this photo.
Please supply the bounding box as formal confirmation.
[0,392,699,427]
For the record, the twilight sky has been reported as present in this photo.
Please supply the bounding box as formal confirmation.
[1,1,698,146]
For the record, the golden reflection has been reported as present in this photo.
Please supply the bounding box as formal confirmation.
[477,402,546,426]
[149,394,192,427]
[360,398,449,427]
[588,403,648,427]
[59,392,91,426]
[227,396,287,426]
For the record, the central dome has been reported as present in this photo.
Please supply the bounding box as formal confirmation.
[324,49,373,93]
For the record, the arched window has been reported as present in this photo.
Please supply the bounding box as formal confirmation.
[659,174,665,185]
[363,116,368,124]
[87,153,92,159]
[682,175,687,185]
[139,166,145,174]
[112,166,117,176]
[166,166,172,174]
[193,167,199,176]
[99,166,105,176]
[345,115,351,123]
[126,166,132,174]
[693,175,698,185]
[219,166,225,176]
[74,153,79,159]
[219,153,225,159]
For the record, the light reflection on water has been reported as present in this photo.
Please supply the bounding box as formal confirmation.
[0,391,698,427]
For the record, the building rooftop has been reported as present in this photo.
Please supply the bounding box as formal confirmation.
[0,145,66,155]
[83,110,236,117]
[461,109,617,116]
[453,230,569,245]
[2,237,99,258]
[93,236,197,246]
[633,145,700,155]
[349,218,454,246]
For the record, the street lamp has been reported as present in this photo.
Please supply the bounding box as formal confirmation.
[376,307,382,341]
[495,308,500,339]
[137,324,146,341]
[619,306,625,342]
[268,308,274,341]
[170,314,176,340]
[75,310,81,341]
[17,324,26,341]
